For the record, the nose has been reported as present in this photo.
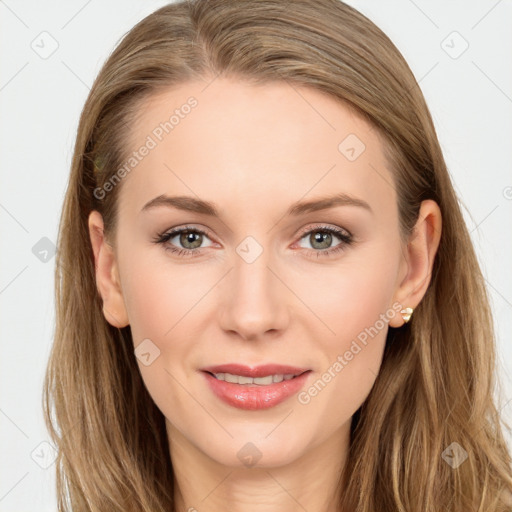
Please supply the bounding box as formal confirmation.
[217,246,290,342]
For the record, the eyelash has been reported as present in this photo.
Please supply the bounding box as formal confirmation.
[152,224,354,259]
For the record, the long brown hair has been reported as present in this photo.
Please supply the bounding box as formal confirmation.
[43,0,512,510]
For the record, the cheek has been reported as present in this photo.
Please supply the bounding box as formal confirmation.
[120,260,199,427]
[292,244,399,345]
[120,249,212,344]
[118,251,219,415]
[293,248,398,427]
[297,300,390,438]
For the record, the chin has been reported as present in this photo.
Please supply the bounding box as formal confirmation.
[198,425,311,469]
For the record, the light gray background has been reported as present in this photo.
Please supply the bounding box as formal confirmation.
[1,1,511,510]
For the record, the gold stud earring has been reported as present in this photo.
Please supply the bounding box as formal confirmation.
[400,307,413,323]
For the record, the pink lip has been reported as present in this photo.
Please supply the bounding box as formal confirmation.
[200,364,312,410]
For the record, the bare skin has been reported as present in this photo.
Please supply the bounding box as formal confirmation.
[89,77,441,512]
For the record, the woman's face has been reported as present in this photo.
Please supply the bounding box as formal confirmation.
[94,78,411,468]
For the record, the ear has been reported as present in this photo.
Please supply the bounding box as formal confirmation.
[88,210,129,328]
[389,199,442,328]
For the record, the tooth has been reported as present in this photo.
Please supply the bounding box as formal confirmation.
[213,372,299,385]
[253,375,274,385]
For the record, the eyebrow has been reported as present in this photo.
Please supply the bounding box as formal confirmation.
[140,192,373,217]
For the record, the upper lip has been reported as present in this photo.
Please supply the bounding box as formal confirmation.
[201,364,310,378]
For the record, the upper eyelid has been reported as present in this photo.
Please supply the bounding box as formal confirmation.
[296,224,352,239]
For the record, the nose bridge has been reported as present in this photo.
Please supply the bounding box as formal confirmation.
[234,240,274,300]
[217,234,289,339]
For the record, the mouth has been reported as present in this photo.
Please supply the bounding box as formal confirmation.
[200,364,312,410]
[201,363,310,384]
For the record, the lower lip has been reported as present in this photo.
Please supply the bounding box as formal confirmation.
[202,371,311,410]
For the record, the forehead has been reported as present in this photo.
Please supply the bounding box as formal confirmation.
[118,77,396,223]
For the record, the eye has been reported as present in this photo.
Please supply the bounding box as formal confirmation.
[153,224,354,259]
[294,224,353,258]
[152,225,214,258]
